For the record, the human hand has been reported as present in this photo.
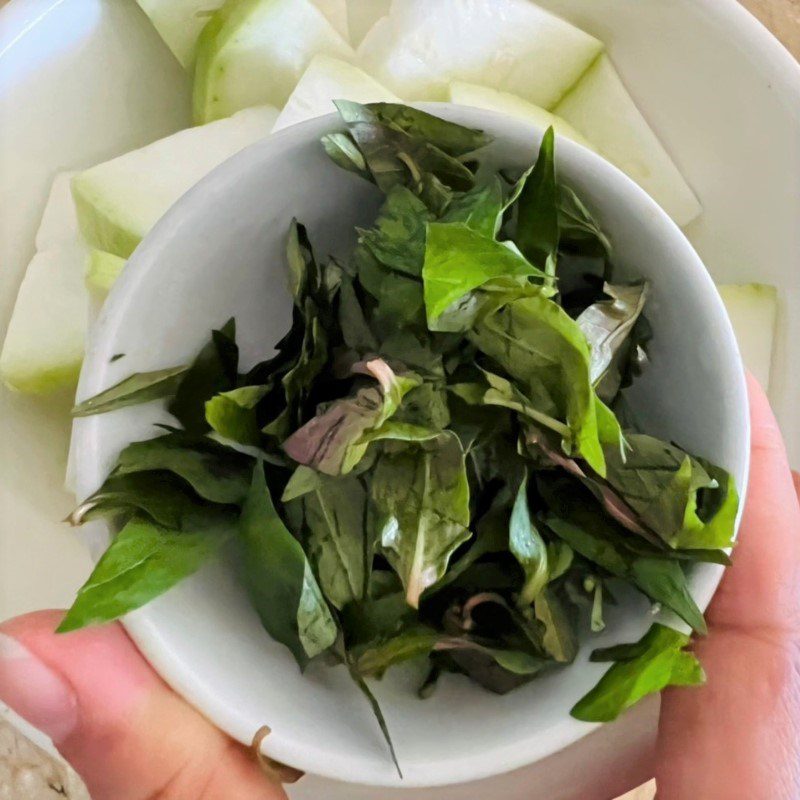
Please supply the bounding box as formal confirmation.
[0,611,293,799]
[656,375,800,799]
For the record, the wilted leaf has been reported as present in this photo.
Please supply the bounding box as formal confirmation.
[72,365,188,417]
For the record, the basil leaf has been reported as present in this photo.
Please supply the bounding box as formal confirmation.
[576,283,649,401]
[440,177,505,238]
[509,475,549,606]
[58,514,232,632]
[299,472,369,610]
[334,101,479,195]
[514,127,559,276]
[434,637,547,694]
[205,385,269,446]
[239,463,336,667]
[348,103,492,158]
[355,627,440,677]
[112,434,253,505]
[423,223,545,325]
[545,513,705,633]
[373,434,471,607]
[169,319,238,434]
[359,186,429,277]
[72,365,188,417]
[470,294,612,475]
[603,434,738,550]
[571,624,705,722]
[282,359,420,475]
[534,588,578,663]
[68,473,222,530]
[321,131,370,179]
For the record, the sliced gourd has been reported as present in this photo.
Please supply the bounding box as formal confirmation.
[555,55,702,227]
[193,0,354,123]
[72,105,278,258]
[358,0,602,108]
[36,172,80,250]
[136,0,226,68]
[1,245,89,394]
[718,283,778,390]
[314,0,349,41]
[86,250,128,295]
[273,54,399,132]
[448,82,592,149]
[347,0,390,46]
[137,0,348,69]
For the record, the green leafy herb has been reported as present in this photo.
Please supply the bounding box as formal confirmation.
[59,514,233,632]
[509,476,549,606]
[239,463,336,667]
[373,434,471,607]
[65,104,737,755]
[423,222,545,325]
[72,365,188,417]
[571,624,705,722]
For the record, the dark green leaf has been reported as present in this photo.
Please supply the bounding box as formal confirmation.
[239,463,336,667]
[359,186,429,277]
[58,514,232,632]
[355,627,439,677]
[169,319,238,434]
[434,637,547,694]
[603,434,737,550]
[72,365,188,417]
[571,624,705,722]
[514,127,559,274]
[299,472,369,610]
[339,102,491,157]
[112,434,253,505]
[470,295,614,475]
[68,473,221,530]
[373,434,471,607]
[440,177,505,238]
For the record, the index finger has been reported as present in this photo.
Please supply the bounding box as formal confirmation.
[706,374,800,633]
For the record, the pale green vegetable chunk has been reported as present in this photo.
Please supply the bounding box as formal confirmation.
[358,0,602,107]
[273,54,399,132]
[448,81,592,149]
[86,250,127,295]
[1,245,88,394]
[35,171,80,250]
[347,0,390,46]
[555,55,702,226]
[718,283,778,390]
[137,0,348,69]
[194,0,354,123]
[72,105,278,258]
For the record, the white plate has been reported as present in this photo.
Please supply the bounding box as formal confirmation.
[0,1,798,798]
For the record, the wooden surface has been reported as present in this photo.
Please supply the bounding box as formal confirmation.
[741,0,800,56]
[0,2,796,800]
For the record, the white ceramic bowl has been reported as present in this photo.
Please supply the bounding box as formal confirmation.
[71,105,749,788]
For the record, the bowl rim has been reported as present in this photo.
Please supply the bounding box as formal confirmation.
[73,104,750,787]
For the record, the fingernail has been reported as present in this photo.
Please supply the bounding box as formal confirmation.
[0,633,79,744]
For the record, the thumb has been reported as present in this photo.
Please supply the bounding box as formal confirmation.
[0,610,288,800]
